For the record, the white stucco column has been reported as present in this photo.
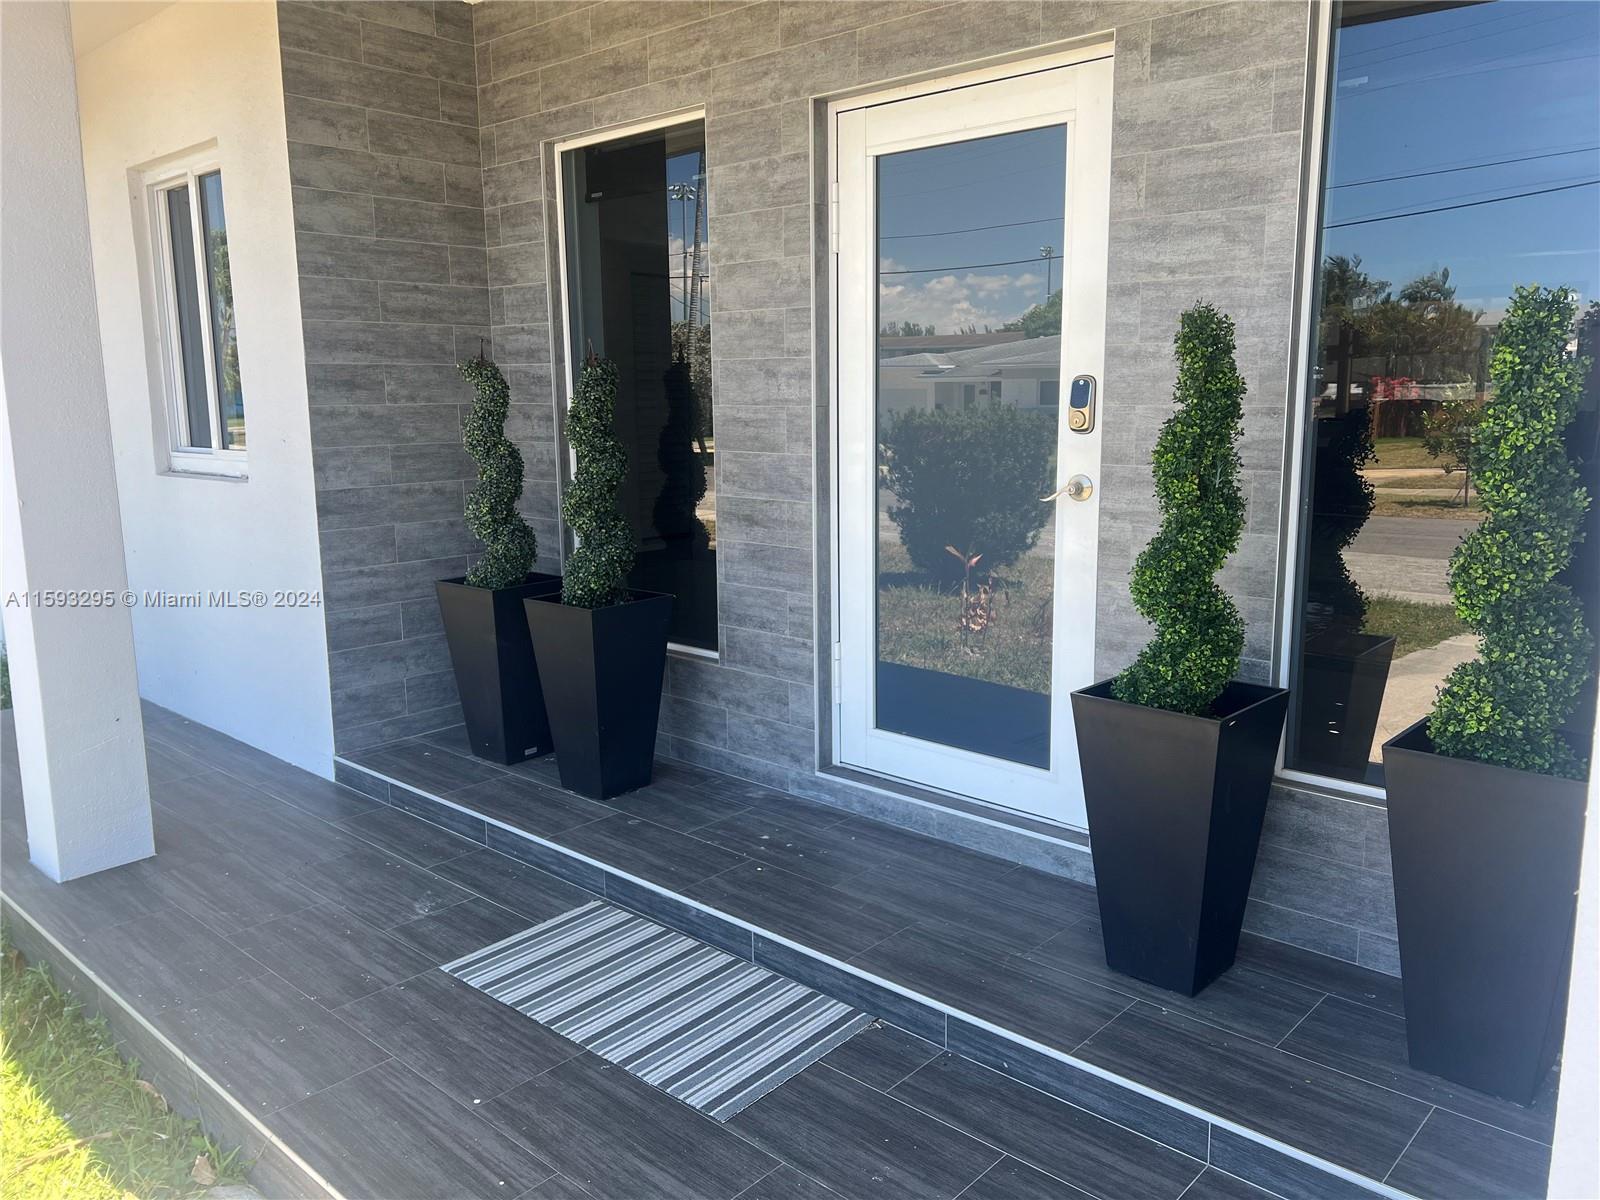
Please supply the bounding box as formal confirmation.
[0,0,154,881]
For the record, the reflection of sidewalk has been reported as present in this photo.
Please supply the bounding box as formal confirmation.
[1346,552,1450,605]
[1368,633,1480,759]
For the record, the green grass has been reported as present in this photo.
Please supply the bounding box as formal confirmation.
[1371,493,1482,520]
[1370,436,1439,469]
[1,928,240,1200]
[876,543,1054,694]
[1363,594,1470,658]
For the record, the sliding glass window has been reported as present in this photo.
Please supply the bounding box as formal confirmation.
[560,121,716,650]
[1287,0,1600,785]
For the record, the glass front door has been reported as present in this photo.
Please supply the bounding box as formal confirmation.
[834,57,1113,827]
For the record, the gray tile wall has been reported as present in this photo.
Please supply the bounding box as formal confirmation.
[281,0,518,753]
[284,0,1386,969]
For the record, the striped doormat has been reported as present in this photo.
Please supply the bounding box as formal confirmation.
[442,900,872,1120]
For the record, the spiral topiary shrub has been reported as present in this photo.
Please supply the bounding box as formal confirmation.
[1111,303,1247,715]
[1428,285,1592,779]
[460,355,537,589]
[562,354,635,608]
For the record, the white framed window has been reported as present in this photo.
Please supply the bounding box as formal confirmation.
[141,154,246,476]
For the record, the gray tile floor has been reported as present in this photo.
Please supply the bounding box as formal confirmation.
[0,707,1558,1200]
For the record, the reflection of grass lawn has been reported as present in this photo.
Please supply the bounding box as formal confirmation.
[1,930,240,1199]
[1371,437,1435,468]
[1364,594,1469,658]
[876,543,1053,694]
[1369,472,1472,492]
[1371,494,1481,520]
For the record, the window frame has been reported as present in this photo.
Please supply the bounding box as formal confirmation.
[141,154,247,479]
[1273,0,1388,802]
[551,109,719,661]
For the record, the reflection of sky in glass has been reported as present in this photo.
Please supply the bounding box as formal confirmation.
[1325,1,1600,313]
[877,126,1067,333]
[666,148,707,323]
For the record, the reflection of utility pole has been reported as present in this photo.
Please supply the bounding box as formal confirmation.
[1039,245,1054,304]
[668,182,697,320]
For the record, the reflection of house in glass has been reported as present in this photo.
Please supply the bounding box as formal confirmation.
[878,333,1062,415]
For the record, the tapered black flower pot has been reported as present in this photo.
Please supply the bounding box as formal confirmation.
[1382,720,1585,1104]
[524,590,673,800]
[1071,680,1290,996]
[1294,631,1396,781]
[436,574,563,765]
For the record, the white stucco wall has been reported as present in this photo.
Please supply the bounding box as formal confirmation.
[74,0,332,775]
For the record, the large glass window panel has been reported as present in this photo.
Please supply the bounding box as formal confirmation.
[1288,0,1600,784]
[562,122,716,648]
[199,171,245,449]
[165,183,212,450]
[873,125,1066,768]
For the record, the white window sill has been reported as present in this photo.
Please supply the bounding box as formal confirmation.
[163,457,248,482]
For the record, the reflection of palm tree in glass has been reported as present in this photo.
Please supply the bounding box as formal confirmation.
[209,229,244,446]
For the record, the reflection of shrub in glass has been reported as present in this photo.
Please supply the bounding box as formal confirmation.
[654,339,709,556]
[1305,407,1376,640]
[880,402,1055,587]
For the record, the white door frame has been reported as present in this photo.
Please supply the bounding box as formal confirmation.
[828,48,1114,830]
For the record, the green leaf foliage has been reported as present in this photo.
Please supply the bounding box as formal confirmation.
[1112,303,1247,714]
[459,356,537,589]
[880,401,1056,585]
[562,355,635,608]
[1429,285,1592,778]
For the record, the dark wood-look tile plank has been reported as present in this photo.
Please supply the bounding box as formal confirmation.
[756,937,946,1044]
[227,901,434,1008]
[386,895,538,964]
[819,1022,942,1092]
[597,761,755,832]
[730,1063,1002,1200]
[271,1058,555,1200]
[1279,995,1558,1143]
[482,1052,777,1200]
[960,1158,1097,1200]
[80,907,268,1017]
[1176,1168,1279,1200]
[686,860,906,960]
[134,832,322,937]
[694,808,903,887]
[431,847,595,924]
[1383,1109,1552,1200]
[153,770,368,871]
[338,970,580,1105]
[833,856,1070,956]
[146,741,205,785]
[383,783,492,842]
[551,812,747,890]
[851,925,1134,1052]
[449,772,616,838]
[604,876,755,959]
[1208,1128,1381,1200]
[889,1053,1204,1200]
[1236,932,1405,1018]
[1077,1002,1431,1180]
[349,738,506,794]
[162,973,390,1115]
[733,1164,843,1199]
[339,804,483,868]
[524,1175,601,1199]
[290,845,476,929]
[0,854,173,941]
[1023,919,1325,1045]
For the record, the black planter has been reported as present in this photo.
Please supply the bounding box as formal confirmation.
[524,590,673,800]
[1382,720,1585,1104]
[1294,631,1396,781]
[1070,680,1290,996]
[436,573,562,765]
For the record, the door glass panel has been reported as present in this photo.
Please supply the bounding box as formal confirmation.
[874,125,1066,768]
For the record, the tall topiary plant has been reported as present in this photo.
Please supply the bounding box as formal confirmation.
[460,355,537,589]
[563,353,635,608]
[1112,303,1247,714]
[1429,285,1592,778]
